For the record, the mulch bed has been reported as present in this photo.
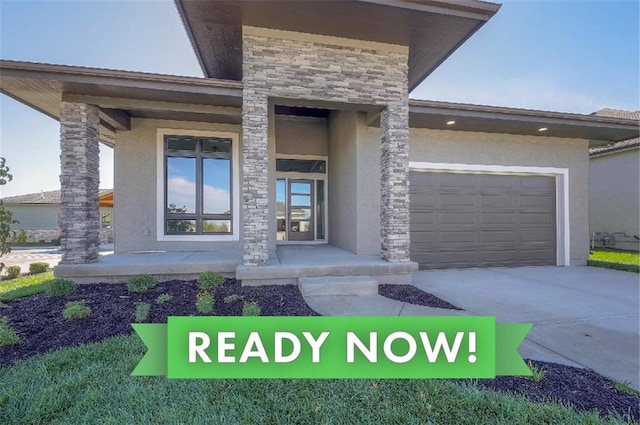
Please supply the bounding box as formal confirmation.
[468,360,639,420]
[0,278,638,421]
[0,279,317,367]
[378,284,462,310]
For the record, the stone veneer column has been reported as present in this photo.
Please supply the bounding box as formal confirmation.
[59,102,101,264]
[242,91,270,266]
[380,103,411,262]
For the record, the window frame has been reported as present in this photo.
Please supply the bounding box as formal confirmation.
[157,129,240,242]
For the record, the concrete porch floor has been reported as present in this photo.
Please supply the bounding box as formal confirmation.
[54,244,417,284]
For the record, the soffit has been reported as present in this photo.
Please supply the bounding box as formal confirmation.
[176,0,499,91]
[408,100,640,144]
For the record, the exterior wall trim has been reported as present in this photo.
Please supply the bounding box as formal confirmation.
[408,161,570,267]
[156,128,240,242]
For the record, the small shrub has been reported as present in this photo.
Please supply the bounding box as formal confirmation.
[196,291,214,314]
[6,266,20,279]
[127,275,157,293]
[527,360,546,383]
[133,302,151,323]
[197,271,225,290]
[29,262,49,274]
[156,293,172,304]
[223,294,242,304]
[46,278,77,297]
[16,230,27,244]
[51,236,61,246]
[613,380,638,396]
[63,300,91,321]
[0,316,20,348]
[242,301,261,316]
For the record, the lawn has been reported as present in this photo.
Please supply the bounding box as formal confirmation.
[0,274,637,423]
[0,334,632,424]
[0,271,54,300]
[589,250,640,273]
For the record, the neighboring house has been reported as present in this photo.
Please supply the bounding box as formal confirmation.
[0,1,638,283]
[589,109,640,251]
[1,190,114,244]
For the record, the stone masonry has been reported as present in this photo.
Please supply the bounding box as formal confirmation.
[242,27,411,264]
[59,102,101,264]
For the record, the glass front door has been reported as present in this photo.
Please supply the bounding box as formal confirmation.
[288,180,314,241]
[277,178,324,242]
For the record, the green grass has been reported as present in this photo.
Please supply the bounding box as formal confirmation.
[613,380,639,396]
[0,334,633,424]
[589,249,640,273]
[0,271,54,301]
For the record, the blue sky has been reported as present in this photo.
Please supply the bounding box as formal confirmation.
[1,0,638,197]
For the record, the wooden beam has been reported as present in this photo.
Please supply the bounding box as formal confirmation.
[62,93,241,117]
[100,107,131,131]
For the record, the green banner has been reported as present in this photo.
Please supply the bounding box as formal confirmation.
[132,316,532,379]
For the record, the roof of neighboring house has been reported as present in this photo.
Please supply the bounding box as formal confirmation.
[1,189,113,206]
[589,109,640,157]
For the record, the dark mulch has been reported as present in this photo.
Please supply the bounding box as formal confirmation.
[0,279,638,421]
[378,284,462,310]
[462,360,639,421]
[0,278,317,367]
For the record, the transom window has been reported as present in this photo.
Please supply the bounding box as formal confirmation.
[164,135,232,234]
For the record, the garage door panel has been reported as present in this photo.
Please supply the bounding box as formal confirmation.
[410,211,435,226]
[439,212,476,226]
[438,231,479,243]
[480,194,517,208]
[439,193,476,208]
[410,171,556,269]
[520,212,554,225]
[479,231,520,243]
[521,194,554,209]
[481,212,517,225]
[439,173,476,188]
[479,174,517,189]
[410,192,437,208]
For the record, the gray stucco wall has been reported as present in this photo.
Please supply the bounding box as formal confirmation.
[589,149,640,251]
[114,118,242,253]
[408,129,590,265]
[328,110,358,253]
[275,116,328,156]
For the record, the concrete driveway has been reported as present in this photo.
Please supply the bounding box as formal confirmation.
[413,266,640,390]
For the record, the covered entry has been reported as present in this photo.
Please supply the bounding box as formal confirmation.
[410,170,557,269]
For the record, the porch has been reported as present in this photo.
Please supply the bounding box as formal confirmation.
[54,244,417,285]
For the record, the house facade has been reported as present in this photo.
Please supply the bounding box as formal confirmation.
[1,1,638,282]
[589,109,640,252]
[0,190,113,244]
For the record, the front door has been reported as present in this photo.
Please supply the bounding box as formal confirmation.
[287,179,314,241]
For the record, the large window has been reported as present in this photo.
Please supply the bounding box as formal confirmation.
[164,135,232,234]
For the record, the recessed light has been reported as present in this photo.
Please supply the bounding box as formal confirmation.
[538,127,548,132]
[446,120,456,125]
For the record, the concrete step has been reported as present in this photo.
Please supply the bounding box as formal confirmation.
[298,275,379,296]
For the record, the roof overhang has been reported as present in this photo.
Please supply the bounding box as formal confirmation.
[408,99,640,144]
[2,61,637,146]
[175,0,500,91]
[0,60,242,146]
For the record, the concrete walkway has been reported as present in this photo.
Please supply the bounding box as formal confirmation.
[305,266,639,390]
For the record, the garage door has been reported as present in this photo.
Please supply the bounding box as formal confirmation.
[410,171,556,269]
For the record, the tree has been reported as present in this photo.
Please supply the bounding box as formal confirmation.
[166,203,194,233]
[0,157,18,271]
